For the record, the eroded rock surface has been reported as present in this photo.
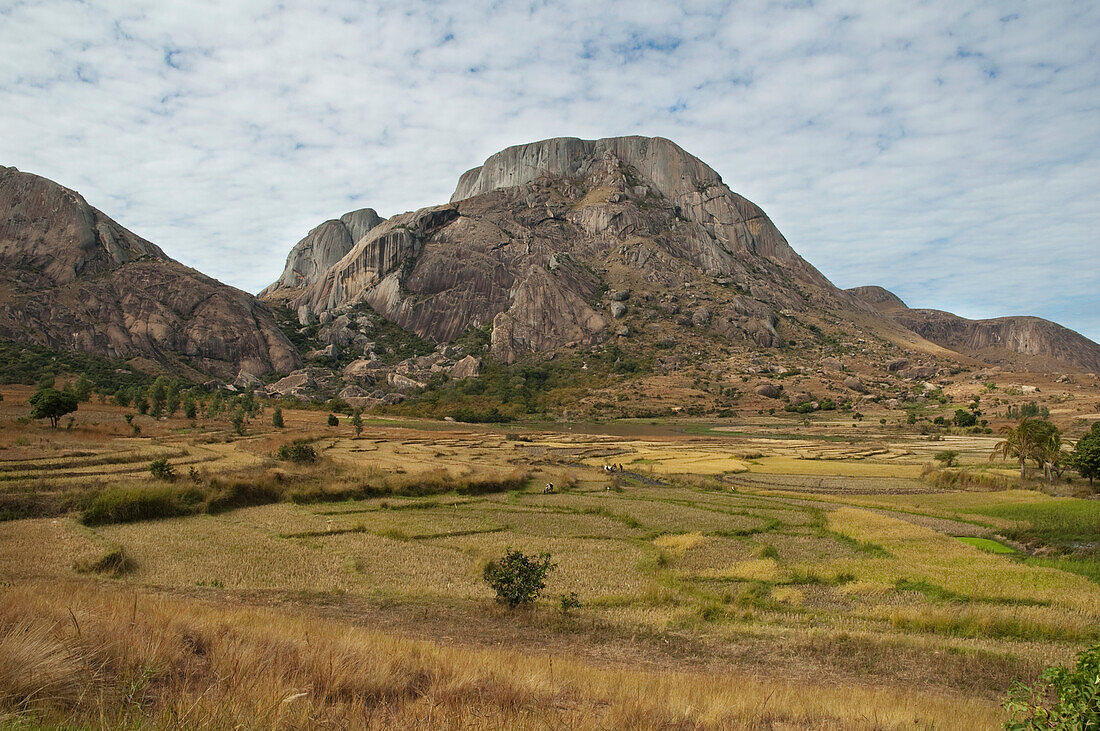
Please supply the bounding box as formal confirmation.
[0,166,300,379]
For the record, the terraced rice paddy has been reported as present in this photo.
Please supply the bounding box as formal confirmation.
[1,391,1097,728]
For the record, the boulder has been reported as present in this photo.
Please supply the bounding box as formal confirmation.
[886,358,909,372]
[821,357,843,372]
[269,370,316,399]
[297,305,314,326]
[616,326,630,337]
[450,355,481,379]
[901,365,937,380]
[609,290,630,302]
[691,307,711,327]
[306,343,339,360]
[754,383,783,399]
[843,376,868,393]
[610,302,627,318]
[388,373,426,392]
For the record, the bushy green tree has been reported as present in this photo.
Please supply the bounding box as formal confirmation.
[29,387,79,428]
[953,409,977,427]
[351,408,364,438]
[183,396,197,420]
[327,413,339,427]
[72,374,94,402]
[483,550,555,609]
[272,406,284,429]
[1070,423,1100,487]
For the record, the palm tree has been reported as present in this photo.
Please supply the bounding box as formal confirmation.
[990,417,1062,481]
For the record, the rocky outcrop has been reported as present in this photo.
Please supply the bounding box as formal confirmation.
[264,136,860,364]
[848,285,1100,373]
[845,286,907,312]
[0,166,300,379]
[260,208,384,300]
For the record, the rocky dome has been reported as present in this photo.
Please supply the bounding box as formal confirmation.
[267,135,859,363]
[260,208,384,300]
[0,166,300,379]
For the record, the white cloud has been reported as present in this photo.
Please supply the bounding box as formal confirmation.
[1,0,1097,340]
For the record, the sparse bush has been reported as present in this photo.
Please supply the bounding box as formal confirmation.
[149,458,174,481]
[483,549,555,609]
[559,591,581,615]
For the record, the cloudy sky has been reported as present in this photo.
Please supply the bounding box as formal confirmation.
[2,1,1098,340]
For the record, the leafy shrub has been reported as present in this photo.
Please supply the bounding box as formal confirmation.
[327,413,339,427]
[483,550,555,608]
[1003,643,1099,729]
[149,458,175,481]
[276,440,318,464]
[272,406,284,428]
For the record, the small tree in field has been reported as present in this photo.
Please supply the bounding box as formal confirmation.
[483,550,555,609]
[351,408,363,438]
[327,413,339,427]
[149,458,174,481]
[29,387,79,428]
[272,407,284,429]
[934,450,959,468]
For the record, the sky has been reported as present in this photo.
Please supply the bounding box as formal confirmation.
[2,0,1098,340]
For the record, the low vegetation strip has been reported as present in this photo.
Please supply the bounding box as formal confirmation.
[79,470,530,526]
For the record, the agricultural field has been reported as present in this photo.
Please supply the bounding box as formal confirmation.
[0,386,1097,728]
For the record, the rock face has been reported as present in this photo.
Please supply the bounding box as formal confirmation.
[264,136,856,364]
[848,286,1100,373]
[0,166,300,379]
[260,208,384,300]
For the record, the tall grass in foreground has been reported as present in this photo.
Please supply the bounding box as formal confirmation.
[0,580,1002,729]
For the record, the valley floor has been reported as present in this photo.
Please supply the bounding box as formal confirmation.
[1,390,1097,729]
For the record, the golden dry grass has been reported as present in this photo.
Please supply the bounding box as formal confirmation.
[0,579,1005,730]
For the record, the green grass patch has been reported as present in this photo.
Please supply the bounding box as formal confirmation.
[966,499,1100,553]
[956,536,1016,554]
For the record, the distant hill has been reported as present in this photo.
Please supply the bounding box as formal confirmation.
[846,286,1100,374]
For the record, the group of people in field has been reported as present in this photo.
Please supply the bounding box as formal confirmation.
[542,463,627,494]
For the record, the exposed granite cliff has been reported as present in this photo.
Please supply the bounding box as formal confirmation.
[270,136,873,363]
[0,166,300,379]
[260,208,384,300]
[846,286,1100,373]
